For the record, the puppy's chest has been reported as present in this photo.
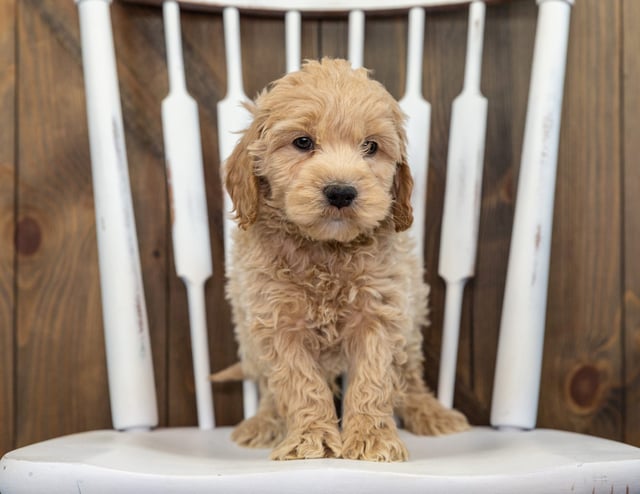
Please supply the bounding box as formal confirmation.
[294,262,362,346]
[251,232,399,345]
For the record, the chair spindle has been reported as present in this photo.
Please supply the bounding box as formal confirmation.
[161,0,215,429]
[218,7,259,419]
[491,0,574,430]
[348,9,365,69]
[285,10,301,73]
[75,0,158,431]
[400,6,429,264]
[437,0,487,409]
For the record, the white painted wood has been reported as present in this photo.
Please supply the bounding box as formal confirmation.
[75,0,158,432]
[218,6,250,271]
[437,0,487,408]
[2,427,639,493]
[491,0,574,430]
[285,10,301,73]
[161,0,215,429]
[241,379,259,419]
[216,6,258,419]
[348,9,365,68]
[399,7,429,265]
[146,0,487,13]
[184,281,214,427]
[437,279,466,408]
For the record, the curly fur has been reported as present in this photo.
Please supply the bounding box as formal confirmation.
[223,59,468,462]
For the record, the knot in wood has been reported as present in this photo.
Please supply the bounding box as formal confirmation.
[15,216,42,256]
[568,364,601,411]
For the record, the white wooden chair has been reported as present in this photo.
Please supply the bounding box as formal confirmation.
[2,0,640,493]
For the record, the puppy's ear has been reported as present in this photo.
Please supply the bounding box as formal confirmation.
[392,156,414,232]
[224,109,262,230]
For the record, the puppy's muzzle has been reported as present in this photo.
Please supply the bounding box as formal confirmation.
[323,184,358,209]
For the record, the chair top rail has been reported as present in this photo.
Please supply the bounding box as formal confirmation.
[121,0,505,15]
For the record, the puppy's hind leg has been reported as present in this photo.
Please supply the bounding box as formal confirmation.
[396,365,469,436]
[232,378,286,449]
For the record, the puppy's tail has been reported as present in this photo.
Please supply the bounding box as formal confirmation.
[209,362,245,382]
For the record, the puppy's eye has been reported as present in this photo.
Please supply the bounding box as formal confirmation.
[293,136,314,151]
[362,140,378,156]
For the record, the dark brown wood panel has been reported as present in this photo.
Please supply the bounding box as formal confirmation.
[622,0,640,447]
[15,0,111,446]
[0,0,16,457]
[539,0,624,441]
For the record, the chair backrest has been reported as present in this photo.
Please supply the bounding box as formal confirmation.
[75,0,573,433]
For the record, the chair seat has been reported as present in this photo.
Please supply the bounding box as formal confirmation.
[1,426,639,493]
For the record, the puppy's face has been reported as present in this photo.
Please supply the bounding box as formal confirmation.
[225,58,413,242]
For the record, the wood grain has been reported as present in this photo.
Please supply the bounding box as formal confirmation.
[538,0,624,441]
[15,0,111,445]
[622,0,640,447]
[0,0,16,457]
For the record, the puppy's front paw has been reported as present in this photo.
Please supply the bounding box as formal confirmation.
[271,426,342,460]
[341,418,408,462]
[406,405,470,436]
[232,415,286,448]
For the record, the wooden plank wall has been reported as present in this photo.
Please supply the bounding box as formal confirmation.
[1,0,639,456]
[623,0,640,448]
[541,0,623,439]
[0,0,16,458]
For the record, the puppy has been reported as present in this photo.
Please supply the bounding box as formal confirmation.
[223,58,468,462]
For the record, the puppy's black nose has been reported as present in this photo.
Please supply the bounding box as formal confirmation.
[323,184,358,209]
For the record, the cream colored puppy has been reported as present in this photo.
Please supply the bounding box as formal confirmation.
[223,58,468,462]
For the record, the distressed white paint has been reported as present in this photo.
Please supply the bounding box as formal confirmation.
[218,6,251,271]
[216,6,258,419]
[75,0,158,432]
[348,9,365,68]
[399,6,429,265]
[136,0,491,12]
[3,427,639,493]
[162,0,215,429]
[285,10,301,73]
[491,0,574,430]
[437,0,487,409]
